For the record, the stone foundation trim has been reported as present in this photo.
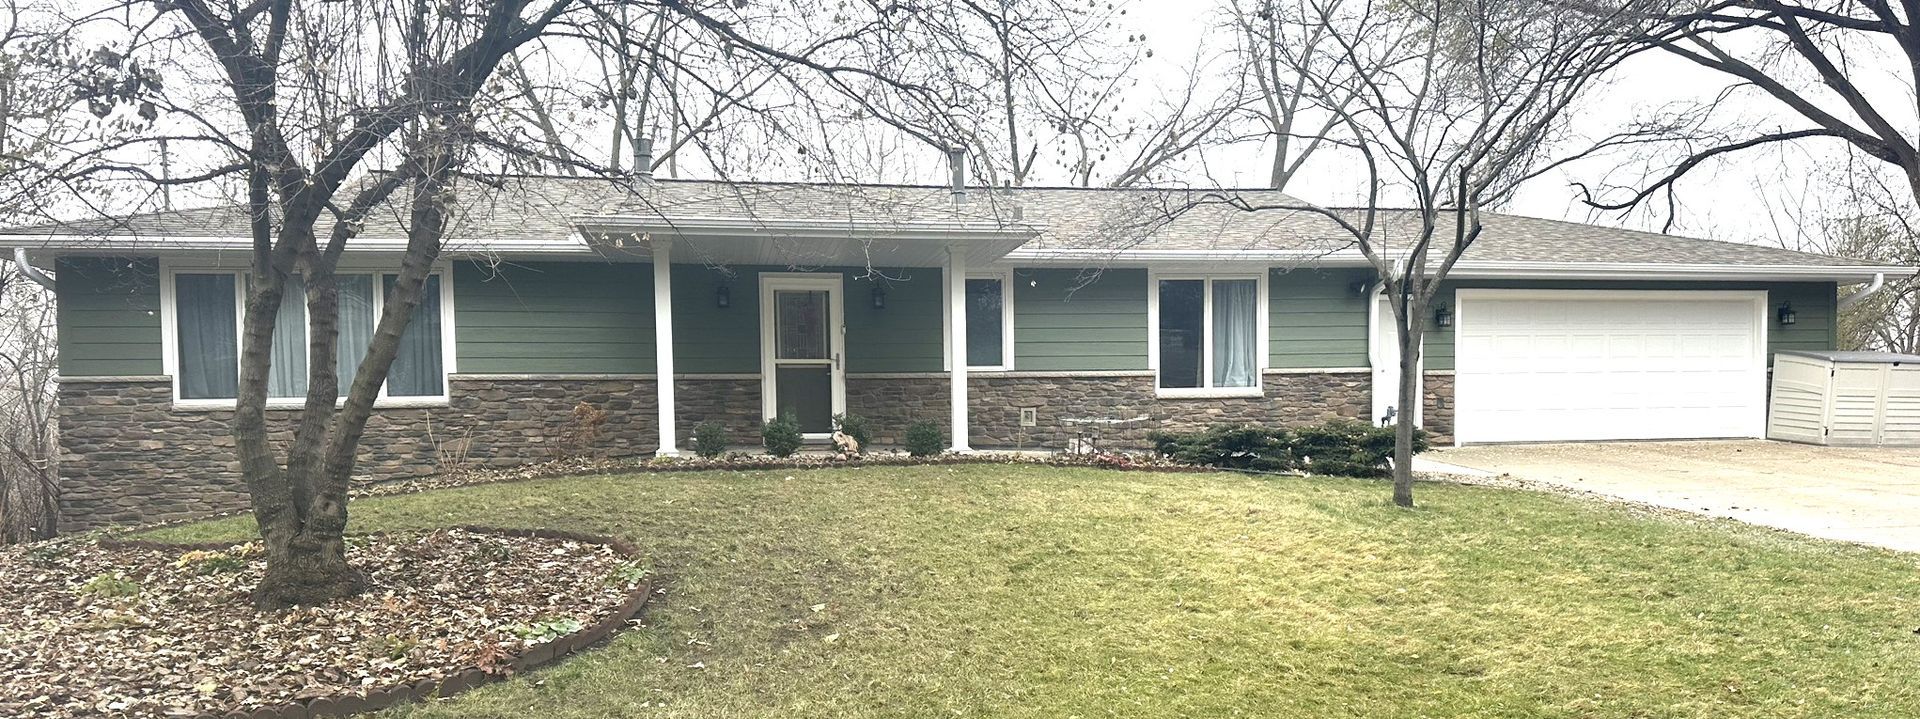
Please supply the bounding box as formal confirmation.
[967,370,1156,378]
[57,375,170,384]
[450,373,764,381]
[1266,367,1369,374]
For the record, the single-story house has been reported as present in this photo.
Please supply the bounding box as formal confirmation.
[3,175,1906,530]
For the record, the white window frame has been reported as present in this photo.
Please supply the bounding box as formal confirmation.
[159,259,458,409]
[941,267,1018,372]
[1147,270,1269,398]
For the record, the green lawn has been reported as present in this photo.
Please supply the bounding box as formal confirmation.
[146,465,1920,718]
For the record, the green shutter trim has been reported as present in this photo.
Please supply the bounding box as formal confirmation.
[54,257,163,376]
[454,261,656,374]
[1270,268,1372,369]
[1012,268,1148,371]
[1423,279,1840,371]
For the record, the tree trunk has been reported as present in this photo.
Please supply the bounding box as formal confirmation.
[1392,294,1427,508]
[254,492,364,608]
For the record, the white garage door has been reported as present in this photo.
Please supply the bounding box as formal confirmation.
[1455,291,1767,443]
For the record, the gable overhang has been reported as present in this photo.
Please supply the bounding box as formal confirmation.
[573,214,1041,268]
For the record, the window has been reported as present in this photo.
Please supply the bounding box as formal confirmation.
[1154,275,1263,394]
[167,268,450,405]
[965,276,1008,369]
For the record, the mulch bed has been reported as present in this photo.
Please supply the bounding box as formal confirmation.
[0,528,650,718]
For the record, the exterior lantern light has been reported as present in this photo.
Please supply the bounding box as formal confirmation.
[872,285,888,310]
[715,284,731,309]
[1435,304,1454,329]
[1778,301,1797,326]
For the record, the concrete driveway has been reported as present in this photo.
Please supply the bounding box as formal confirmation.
[1425,441,1920,552]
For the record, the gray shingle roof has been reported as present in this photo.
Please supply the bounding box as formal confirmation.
[0,175,1893,270]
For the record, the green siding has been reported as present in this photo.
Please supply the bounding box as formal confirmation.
[1012,268,1148,371]
[1423,280,1839,371]
[55,257,163,376]
[454,261,655,374]
[670,265,755,374]
[1270,268,1372,368]
[667,265,945,374]
[844,268,943,373]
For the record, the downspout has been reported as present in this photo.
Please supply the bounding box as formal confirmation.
[1838,272,1887,311]
[9,247,56,290]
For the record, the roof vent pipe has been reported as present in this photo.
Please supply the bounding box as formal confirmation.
[9,247,56,291]
[1839,272,1888,311]
[947,146,967,204]
[631,136,655,184]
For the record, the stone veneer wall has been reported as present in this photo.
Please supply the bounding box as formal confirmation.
[847,370,1456,450]
[54,376,772,532]
[57,371,1447,531]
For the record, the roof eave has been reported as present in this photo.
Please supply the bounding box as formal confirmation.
[1445,261,1915,283]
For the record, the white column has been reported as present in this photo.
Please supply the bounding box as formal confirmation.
[947,244,972,452]
[652,239,680,457]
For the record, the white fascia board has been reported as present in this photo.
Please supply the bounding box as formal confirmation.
[1002,248,1388,266]
[575,214,1042,241]
[6,234,598,256]
[1445,261,1917,283]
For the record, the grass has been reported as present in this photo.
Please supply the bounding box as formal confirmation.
[145,465,1920,718]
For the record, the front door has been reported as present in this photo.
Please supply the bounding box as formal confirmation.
[761,274,845,436]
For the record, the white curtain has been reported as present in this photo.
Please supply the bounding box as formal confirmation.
[267,275,308,398]
[335,275,376,397]
[386,275,443,397]
[1212,279,1257,387]
[175,274,238,399]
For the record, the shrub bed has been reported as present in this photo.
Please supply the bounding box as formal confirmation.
[1150,420,1429,477]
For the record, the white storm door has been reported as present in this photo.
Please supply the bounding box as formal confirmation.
[760,274,845,437]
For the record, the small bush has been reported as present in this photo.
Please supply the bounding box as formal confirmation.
[763,413,804,457]
[1148,424,1293,472]
[506,616,585,644]
[608,560,652,586]
[693,420,730,458]
[363,634,419,662]
[1149,419,1426,478]
[1292,419,1426,477]
[903,420,944,457]
[832,413,873,452]
[467,539,515,565]
[79,573,140,598]
[173,549,247,575]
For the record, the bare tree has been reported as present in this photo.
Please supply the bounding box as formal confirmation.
[0,261,57,543]
[1172,0,1651,506]
[1587,2,1920,217]
[1768,157,1920,352]
[55,0,601,608]
[1223,0,1354,190]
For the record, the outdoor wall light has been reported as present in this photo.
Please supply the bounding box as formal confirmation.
[1778,301,1797,326]
[871,285,888,310]
[1435,304,1454,329]
[715,284,731,309]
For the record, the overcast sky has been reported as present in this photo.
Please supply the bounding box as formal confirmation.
[1127,0,1847,251]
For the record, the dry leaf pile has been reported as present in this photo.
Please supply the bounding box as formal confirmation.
[0,529,642,718]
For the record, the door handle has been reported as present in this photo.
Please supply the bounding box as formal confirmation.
[833,352,841,371]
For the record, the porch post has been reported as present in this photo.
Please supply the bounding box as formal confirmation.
[947,244,972,452]
[652,238,680,457]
